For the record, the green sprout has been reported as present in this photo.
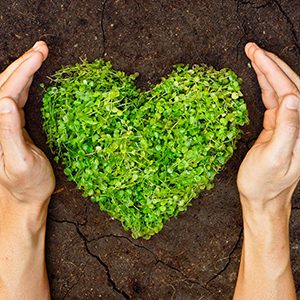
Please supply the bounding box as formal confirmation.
[42,59,249,239]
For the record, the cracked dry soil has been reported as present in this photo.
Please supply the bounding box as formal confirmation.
[0,0,300,299]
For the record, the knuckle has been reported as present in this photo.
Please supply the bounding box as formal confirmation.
[280,114,299,129]
[269,158,282,170]
[281,119,299,136]
[285,123,298,133]
[30,51,44,64]
[253,48,264,59]
[266,154,289,177]
[263,109,276,130]
[264,110,269,119]
[9,155,33,177]
[282,92,300,102]
[265,153,285,171]
[0,126,13,134]
[0,96,15,106]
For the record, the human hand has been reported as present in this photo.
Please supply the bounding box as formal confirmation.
[234,43,299,300]
[0,41,55,210]
[237,43,300,212]
[0,42,54,300]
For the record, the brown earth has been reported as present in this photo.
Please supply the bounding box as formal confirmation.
[0,0,299,299]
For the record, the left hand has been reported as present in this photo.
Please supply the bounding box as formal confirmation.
[234,43,299,300]
[237,43,300,212]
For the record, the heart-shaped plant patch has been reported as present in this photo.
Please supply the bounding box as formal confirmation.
[42,60,248,239]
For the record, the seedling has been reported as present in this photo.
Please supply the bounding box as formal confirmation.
[42,59,248,239]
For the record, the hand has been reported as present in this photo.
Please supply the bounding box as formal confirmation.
[237,43,300,211]
[234,43,299,300]
[0,41,55,209]
[0,42,54,300]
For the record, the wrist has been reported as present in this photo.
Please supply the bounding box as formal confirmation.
[0,193,49,237]
[240,192,292,218]
[241,200,291,239]
[240,195,292,278]
[240,193,291,241]
[0,195,50,300]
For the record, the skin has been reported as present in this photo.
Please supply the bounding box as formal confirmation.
[234,43,300,299]
[0,41,55,300]
[0,41,298,299]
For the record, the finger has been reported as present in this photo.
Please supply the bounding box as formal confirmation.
[23,129,34,144]
[289,137,300,178]
[252,62,279,109]
[265,51,300,90]
[245,43,279,109]
[252,46,299,100]
[0,41,48,86]
[18,77,33,108]
[266,94,300,165]
[0,51,45,104]
[19,108,25,128]
[263,107,277,130]
[0,47,35,86]
[0,98,31,174]
[254,129,273,145]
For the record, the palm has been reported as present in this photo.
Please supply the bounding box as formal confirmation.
[238,43,300,204]
[0,42,55,204]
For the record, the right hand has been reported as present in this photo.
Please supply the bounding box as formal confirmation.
[0,41,55,210]
[237,43,300,211]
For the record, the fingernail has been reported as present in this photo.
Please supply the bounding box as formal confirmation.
[0,101,12,113]
[250,42,259,50]
[286,95,300,110]
[33,41,41,50]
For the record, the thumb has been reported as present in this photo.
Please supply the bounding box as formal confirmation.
[0,97,30,173]
[267,94,300,164]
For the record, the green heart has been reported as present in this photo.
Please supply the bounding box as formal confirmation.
[42,60,248,239]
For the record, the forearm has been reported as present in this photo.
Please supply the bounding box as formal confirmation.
[0,198,50,300]
[234,196,296,300]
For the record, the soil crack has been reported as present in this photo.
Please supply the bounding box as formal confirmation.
[204,227,243,286]
[100,0,109,58]
[237,0,300,55]
[236,20,247,60]
[49,219,242,297]
[273,0,300,54]
[236,0,272,13]
[49,217,130,299]
[87,233,213,294]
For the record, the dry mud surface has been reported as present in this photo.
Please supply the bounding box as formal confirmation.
[0,0,299,299]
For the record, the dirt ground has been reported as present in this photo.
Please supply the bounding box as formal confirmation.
[0,0,299,299]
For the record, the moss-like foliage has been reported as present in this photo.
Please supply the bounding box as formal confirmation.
[42,59,248,239]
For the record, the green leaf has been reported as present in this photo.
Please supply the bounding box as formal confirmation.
[41,59,249,239]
